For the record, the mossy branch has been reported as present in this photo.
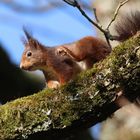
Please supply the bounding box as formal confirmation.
[1,35,140,139]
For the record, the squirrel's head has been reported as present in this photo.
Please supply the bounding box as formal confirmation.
[20,29,46,71]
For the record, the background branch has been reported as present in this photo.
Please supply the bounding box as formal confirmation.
[63,0,105,34]
[63,0,131,48]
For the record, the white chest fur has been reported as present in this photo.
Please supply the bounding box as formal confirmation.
[76,60,87,71]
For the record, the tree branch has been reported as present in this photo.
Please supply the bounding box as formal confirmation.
[63,0,111,49]
[0,34,140,139]
[63,0,105,34]
[63,0,131,48]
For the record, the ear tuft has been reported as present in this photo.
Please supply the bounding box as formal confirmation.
[23,26,33,40]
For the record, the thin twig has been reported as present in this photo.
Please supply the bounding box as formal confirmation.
[63,0,112,49]
[63,0,77,6]
[63,0,104,32]
[63,0,130,49]
[107,0,130,30]
[93,8,99,23]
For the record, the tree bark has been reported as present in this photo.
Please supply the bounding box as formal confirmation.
[0,35,140,140]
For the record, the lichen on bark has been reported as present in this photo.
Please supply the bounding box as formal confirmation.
[0,35,140,140]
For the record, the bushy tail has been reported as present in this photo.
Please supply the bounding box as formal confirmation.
[115,11,140,42]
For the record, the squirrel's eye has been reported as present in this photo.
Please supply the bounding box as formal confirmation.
[26,51,32,57]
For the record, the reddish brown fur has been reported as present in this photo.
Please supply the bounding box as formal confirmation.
[57,36,111,68]
[20,11,140,88]
[20,35,111,88]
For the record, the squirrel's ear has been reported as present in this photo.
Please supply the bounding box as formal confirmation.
[29,39,42,50]
[23,27,32,40]
[22,27,42,49]
[34,40,45,50]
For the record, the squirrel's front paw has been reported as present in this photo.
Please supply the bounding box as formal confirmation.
[47,81,60,89]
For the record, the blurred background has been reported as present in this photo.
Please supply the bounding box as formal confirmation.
[0,0,140,140]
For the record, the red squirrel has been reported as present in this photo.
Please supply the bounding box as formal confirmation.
[20,30,111,88]
[20,11,140,89]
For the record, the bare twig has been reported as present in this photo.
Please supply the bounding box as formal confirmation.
[63,0,131,48]
[93,8,100,23]
[107,0,130,30]
[63,0,112,49]
[63,0,77,6]
[64,0,105,33]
